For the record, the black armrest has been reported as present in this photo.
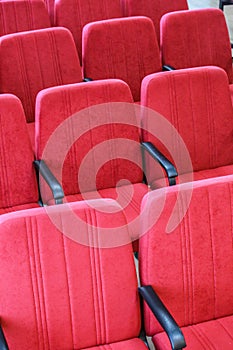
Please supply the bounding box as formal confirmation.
[83,77,93,82]
[0,326,9,350]
[34,160,64,205]
[141,142,177,186]
[163,65,175,71]
[139,285,186,350]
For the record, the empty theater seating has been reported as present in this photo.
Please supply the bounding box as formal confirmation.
[121,0,188,44]
[0,27,83,147]
[141,66,233,188]
[0,94,39,214]
[54,0,123,62]
[160,8,233,88]
[139,175,233,349]
[0,0,50,36]
[82,16,161,102]
[0,199,148,349]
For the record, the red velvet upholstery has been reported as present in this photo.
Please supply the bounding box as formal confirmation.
[44,0,55,25]
[0,94,39,211]
[0,0,50,36]
[160,8,233,83]
[82,16,161,101]
[141,66,233,187]
[121,0,188,44]
[36,80,148,243]
[139,176,233,349]
[55,0,122,61]
[0,200,147,349]
[0,27,82,138]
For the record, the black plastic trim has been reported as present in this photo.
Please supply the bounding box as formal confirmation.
[83,77,93,82]
[142,142,177,186]
[163,65,175,71]
[34,160,64,205]
[139,285,186,350]
[0,326,9,350]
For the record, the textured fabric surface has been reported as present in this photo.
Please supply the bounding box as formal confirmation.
[122,0,188,44]
[36,79,143,196]
[44,0,55,25]
[0,27,82,123]
[55,0,122,61]
[0,200,141,349]
[0,0,50,36]
[153,315,233,349]
[0,94,39,210]
[141,67,233,185]
[81,337,148,350]
[83,16,161,101]
[140,177,233,337]
[161,8,233,83]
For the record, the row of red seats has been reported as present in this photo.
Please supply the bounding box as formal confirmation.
[0,7,232,148]
[0,174,233,349]
[0,0,188,54]
[1,66,233,233]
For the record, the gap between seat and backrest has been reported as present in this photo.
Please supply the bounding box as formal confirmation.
[0,94,39,213]
[141,66,233,188]
[82,16,161,102]
[139,175,233,349]
[160,8,233,83]
[121,0,188,44]
[54,0,123,62]
[0,199,147,349]
[0,27,83,148]
[0,0,51,36]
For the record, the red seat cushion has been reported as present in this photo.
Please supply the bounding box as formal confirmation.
[153,315,233,349]
[0,202,38,215]
[81,338,148,350]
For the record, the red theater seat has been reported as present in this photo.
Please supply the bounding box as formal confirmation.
[0,199,148,349]
[0,94,39,214]
[141,66,233,188]
[160,8,233,98]
[121,0,188,44]
[82,16,161,102]
[139,176,233,349]
[0,0,50,36]
[35,79,156,246]
[0,27,83,148]
[54,0,122,62]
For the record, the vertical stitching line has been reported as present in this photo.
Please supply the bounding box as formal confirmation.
[60,213,75,348]
[0,116,11,208]
[206,187,217,319]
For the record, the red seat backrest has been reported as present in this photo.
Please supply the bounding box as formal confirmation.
[35,79,143,196]
[82,16,161,102]
[0,199,141,349]
[55,0,122,61]
[161,8,233,83]
[121,0,188,44]
[0,27,82,123]
[141,66,233,177]
[140,176,233,334]
[0,94,38,209]
[0,0,50,36]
